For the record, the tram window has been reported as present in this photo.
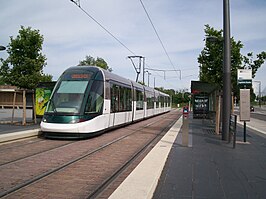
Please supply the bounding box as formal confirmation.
[125,87,132,111]
[151,96,155,108]
[136,89,143,110]
[51,93,83,113]
[111,83,132,112]
[110,84,119,113]
[47,81,88,113]
[166,96,170,107]
[160,96,164,107]
[119,87,124,111]
[155,94,159,108]
[159,96,162,107]
[146,91,154,109]
[120,87,132,111]
[57,81,88,94]
[85,80,104,114]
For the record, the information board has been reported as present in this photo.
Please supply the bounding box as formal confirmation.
[237,69,252,85]
[193,95,209,114]
[239,89,250,121]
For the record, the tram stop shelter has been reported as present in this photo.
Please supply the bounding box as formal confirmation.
[191,81,218,119]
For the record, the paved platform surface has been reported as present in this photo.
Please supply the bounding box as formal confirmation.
[153,117,266,199]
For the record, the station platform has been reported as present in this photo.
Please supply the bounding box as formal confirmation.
[110,114,266,199]
[0,108,41,143]
[153,117,266,199]
[0,123,40,143]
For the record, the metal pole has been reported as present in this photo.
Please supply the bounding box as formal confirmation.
[259,81,261,108]
[148,72,150,87]
[22,90,26,126]
[243,121,246,142]
[233,115,237,148]
[142,57,145,84]
[253,80,262,108]
[222,0,231,141]
[128,55,143,83]
[11,91,16,124]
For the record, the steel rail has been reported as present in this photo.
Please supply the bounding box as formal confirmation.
[0,140,75,167]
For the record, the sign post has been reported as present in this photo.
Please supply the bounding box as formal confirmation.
[239,89,250,142]
[238,69,252,143]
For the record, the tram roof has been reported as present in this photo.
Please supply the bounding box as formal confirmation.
[66,66,169,96]
[101,67,133,86]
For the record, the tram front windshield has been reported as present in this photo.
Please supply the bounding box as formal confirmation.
[46,72,91,114]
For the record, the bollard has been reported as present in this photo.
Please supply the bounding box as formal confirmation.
[182,107,189,146]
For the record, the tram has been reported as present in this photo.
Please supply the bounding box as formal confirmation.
[40,66,171,139]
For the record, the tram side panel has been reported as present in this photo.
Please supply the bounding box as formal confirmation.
[144,88,155,118]
[41,66,171,138]
[109,81,133,127]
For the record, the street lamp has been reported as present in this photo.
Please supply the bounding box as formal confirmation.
[222,0,232,141]
[253,80,261,107]
[0,45,6,51]
[206,0,232,141]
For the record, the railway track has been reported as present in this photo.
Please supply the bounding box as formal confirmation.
[0,139,75,166]
[88,112,180,199]
[0,109,181,198]
[0,137,43,150]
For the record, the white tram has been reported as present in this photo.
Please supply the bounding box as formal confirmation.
[41,66,171,139]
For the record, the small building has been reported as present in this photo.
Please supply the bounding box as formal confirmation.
[191,81,218,119]
[0,85,33,108]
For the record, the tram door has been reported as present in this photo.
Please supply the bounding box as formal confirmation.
[109,82,133,127]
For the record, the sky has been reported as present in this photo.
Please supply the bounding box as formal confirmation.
[1,0,266,94]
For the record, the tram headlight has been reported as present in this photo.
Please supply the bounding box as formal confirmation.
[42,116,47,123]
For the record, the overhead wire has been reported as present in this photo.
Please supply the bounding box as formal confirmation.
[70,0,178,89]
[70,0,135,55]
[139,0,180,78]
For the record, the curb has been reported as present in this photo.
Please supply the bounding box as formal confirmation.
[0,129,41,144]
[109,116,183,199]
[237,121,266,135]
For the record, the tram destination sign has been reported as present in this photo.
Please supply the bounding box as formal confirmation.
[237,69,252,85]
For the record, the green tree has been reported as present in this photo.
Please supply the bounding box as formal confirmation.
[0,58,5,85]
[78,55,112,72]
[243,52,266,77]
[0,26,52,89]
[198,24,266,96]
